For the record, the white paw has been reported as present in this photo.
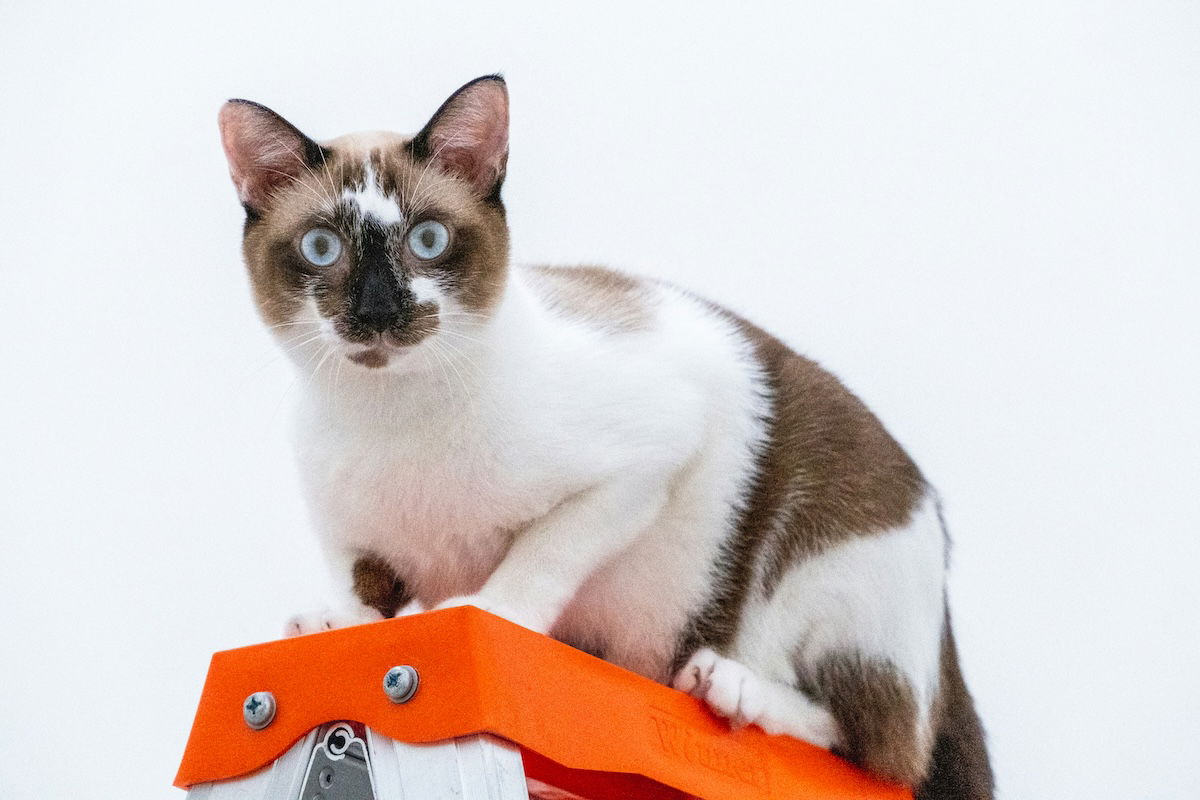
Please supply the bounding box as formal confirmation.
[283,606,384,637]
[674,648,767,729]
[432,594,549,633]
[395,599,427,617]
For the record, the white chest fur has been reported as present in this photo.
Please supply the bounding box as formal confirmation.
[292,369,573,604]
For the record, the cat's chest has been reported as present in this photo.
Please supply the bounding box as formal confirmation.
[294,409,559,593]
[303,420,504,529]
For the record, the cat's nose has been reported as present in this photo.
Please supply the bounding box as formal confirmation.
[353,268,406,332]
[356,297,401,332]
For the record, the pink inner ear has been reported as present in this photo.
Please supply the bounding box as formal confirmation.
[219,102,312,210]
[427,81,509,194]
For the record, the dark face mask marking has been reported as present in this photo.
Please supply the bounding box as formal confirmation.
[346,223,414,339]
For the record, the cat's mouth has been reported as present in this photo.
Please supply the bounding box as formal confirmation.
[335,310,441,369]
[343,330,426,369]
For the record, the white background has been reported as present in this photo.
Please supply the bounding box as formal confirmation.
[2,2,1197,798]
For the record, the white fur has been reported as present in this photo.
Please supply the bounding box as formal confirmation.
[409,276,441,305]
[730,493,947,741]
[287,269,768,681]
[343,162,403,225]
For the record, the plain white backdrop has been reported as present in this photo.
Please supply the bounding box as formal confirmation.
[2,2,1197,798]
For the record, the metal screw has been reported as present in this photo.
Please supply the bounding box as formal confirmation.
[382,665,419,703]
[243,691,277,730]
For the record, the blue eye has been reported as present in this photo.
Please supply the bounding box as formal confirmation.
[407,220,450,260]
[300,228,343,266]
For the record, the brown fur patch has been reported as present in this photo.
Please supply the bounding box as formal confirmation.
[523,265,652,333]
[351,555,410,618]
[347,349,389,369]
[917,618,995,799]
[738,315,927,590]
[798,653,930,787]
[674,313,926,663]
[791,616,993,795]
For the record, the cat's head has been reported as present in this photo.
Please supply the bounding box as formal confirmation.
[218,76,509,371]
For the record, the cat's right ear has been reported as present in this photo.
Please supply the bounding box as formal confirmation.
[218,100,327,217]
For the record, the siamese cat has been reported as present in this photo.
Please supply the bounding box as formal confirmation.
[218,75,992,798]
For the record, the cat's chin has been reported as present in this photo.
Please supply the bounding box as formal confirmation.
[347,348,392,369]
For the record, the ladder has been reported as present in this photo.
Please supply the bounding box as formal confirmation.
[176,607,910,800]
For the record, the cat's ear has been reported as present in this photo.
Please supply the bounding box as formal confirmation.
[218,99,327,216]
[409,75,509,201]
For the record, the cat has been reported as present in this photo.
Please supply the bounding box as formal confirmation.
[217,75,993,798]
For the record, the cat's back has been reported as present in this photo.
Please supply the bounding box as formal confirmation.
[520,264,657,335]
[514,263,766,439]
[519,262,927,543]
[525,262,928,541]
[517,263,760,395]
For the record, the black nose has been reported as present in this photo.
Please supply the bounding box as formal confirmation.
[352,265,406,332]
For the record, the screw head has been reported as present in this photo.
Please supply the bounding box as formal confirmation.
[243,691,277,730]
[382,665,419,703]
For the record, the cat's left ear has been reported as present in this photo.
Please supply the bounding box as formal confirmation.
[409,75,509,201]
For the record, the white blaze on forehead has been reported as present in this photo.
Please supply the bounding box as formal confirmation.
[343,161,403,225]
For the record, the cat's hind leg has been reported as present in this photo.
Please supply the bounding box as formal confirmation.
[673,648,841,750]
[713,494,950,787]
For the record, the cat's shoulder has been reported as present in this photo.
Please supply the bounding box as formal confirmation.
[517,263,660,334]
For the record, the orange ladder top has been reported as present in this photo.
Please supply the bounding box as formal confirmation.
[176,607,911,800]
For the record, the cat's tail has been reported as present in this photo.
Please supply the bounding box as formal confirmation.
[916,617,995,800]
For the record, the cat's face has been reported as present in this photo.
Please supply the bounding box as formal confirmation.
[218,77,509,371]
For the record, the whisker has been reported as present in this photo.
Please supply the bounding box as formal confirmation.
[435,328,494,350]
[424,337,456,398]
[434,310,492,320]
[279,331,328,353]
[406,129,468,215]
[328,345,346,411]
[428,337,475,399]
[266,320,322,330]
[313,141,343,211]
[306,344,337,386]
[257,162,335,212]
[265,132,340,211]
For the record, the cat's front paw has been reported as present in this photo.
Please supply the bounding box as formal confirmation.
[395,599,427,617]
[673,648,767,730]
[432,594,550,633]
[284,606,384,637]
